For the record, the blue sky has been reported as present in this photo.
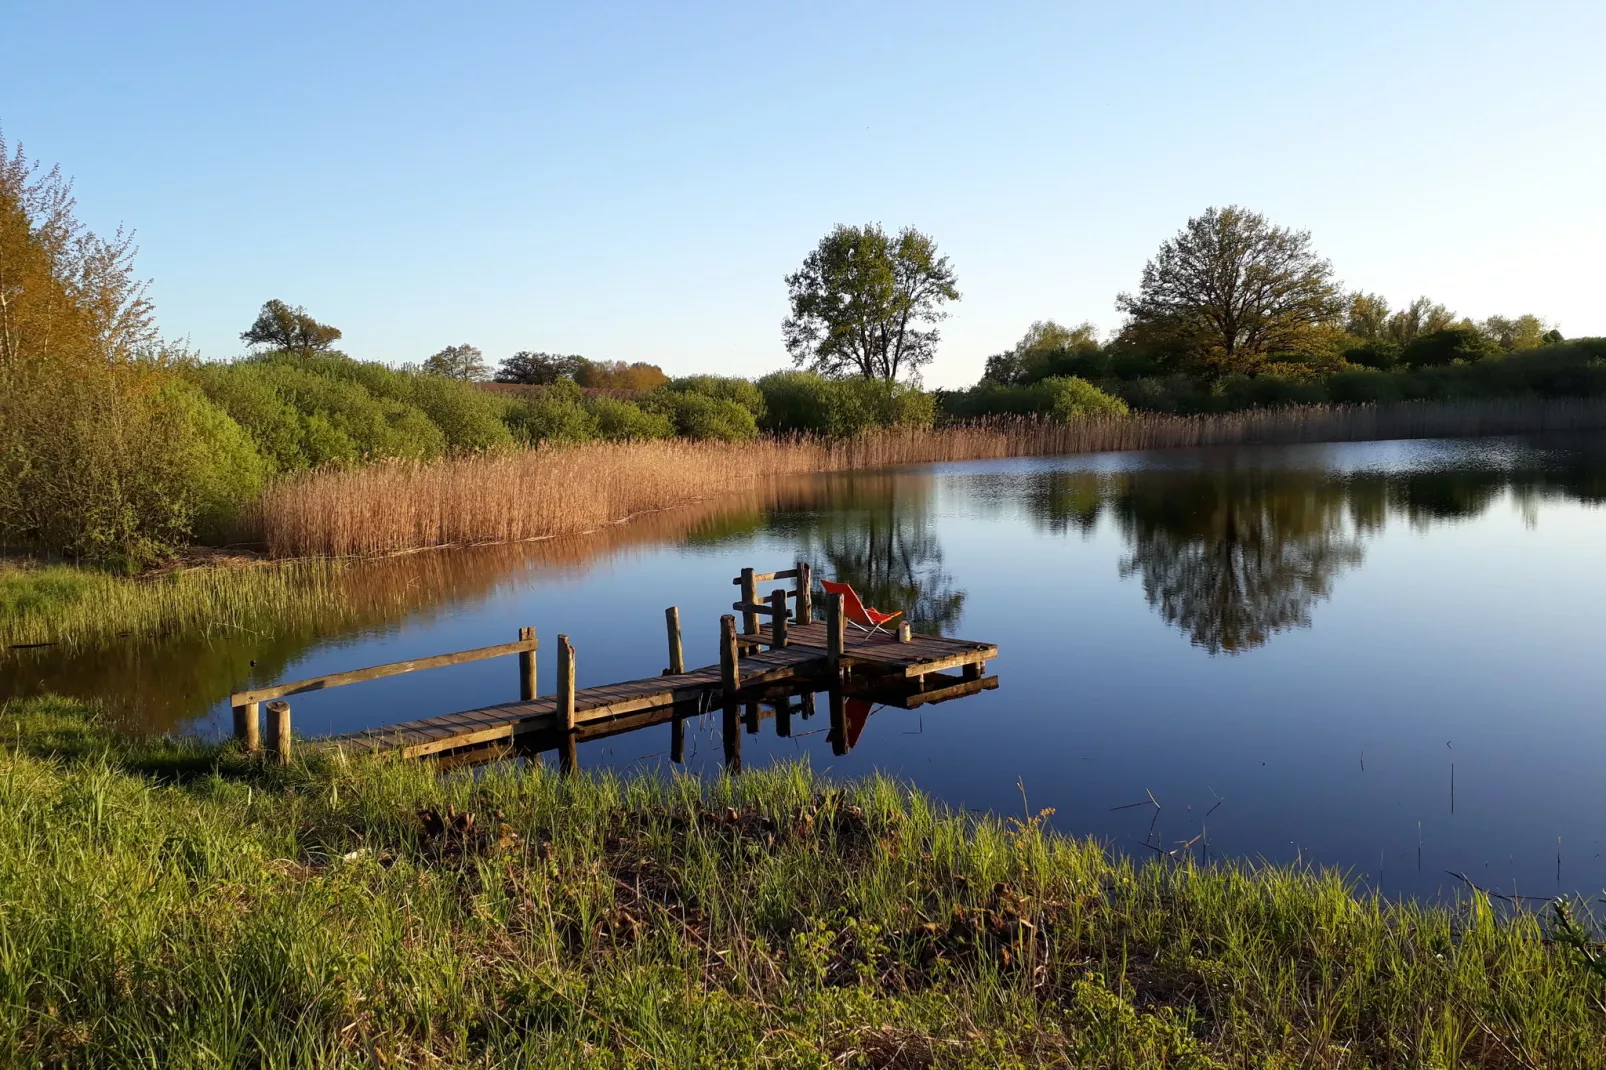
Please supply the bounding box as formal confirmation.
[5,1,1602,387]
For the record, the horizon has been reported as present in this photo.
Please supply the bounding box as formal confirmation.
[4,0,1602,388]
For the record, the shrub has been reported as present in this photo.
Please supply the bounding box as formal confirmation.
[503,380,600,445]
[584,395,675,441]
[757,372,934,436]
[641,390,759,441]
[292,353,514,452]
[668,375,767,419]
[940,376,1127,422]
[1402,327,1501,367]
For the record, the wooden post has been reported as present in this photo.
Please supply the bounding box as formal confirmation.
[770,588,788,649]
[719,614,741,694]
[826,592,846,676]
[518,627,538,701]
[796,562,812,623]
[722,702,742,771]
[670,712,686,764]
[233,701,260,751]
[664,606,684,674]
[266,701,291,764]
[557,634,576,733]
[558,733,578,775]
[800,690,816,720]
[739,568,759,638]
[897,620,911,644]
[962,659,986,682]
[828,688,848,756]
[744,700,760,735]
[775,699,792,738]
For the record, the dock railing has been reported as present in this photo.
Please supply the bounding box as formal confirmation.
[228,628,540,756]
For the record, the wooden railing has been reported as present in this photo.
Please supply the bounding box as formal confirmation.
[229,628,539,760]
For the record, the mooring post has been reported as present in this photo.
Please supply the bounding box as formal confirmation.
[722,702,742,771]
[557,634,576,733]
[795,561,812,623]
[897,620,911,644]
[739,567,759,638]
[826,592,846,676]
[233,701,261,752]
[719,614,741,694]
[266,701,292,765]
[664,606,684,674]
[670,711,686,764]
[518,626,538,701]
[770,588,789,649]
[828,688,848,756]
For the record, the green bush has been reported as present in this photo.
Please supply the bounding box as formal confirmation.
[189,357,446,468]
[584,395,675,441]
[289,353,514,452]
[667,375,767,419]
[1402,327,1502,367]
[757,372,934,436]
[641,390,759,441]
[941,377,1127,422]
[503,380,600,445]
[149,378,268,542]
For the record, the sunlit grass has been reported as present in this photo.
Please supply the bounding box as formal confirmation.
[2,694,1601,1066]
[0,558,346,650]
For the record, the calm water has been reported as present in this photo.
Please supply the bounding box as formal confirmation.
[8,434,1606,900]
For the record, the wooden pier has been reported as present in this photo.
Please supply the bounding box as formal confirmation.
[229,564,998,766]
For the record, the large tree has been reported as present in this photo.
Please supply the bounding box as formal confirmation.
[494,350,587,384]
[1116,206,1342,377]
[783,223,959,381]
[423,343,489,381]
[240,299,341,356]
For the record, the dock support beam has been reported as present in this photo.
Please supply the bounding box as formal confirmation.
[557,634,577,773]
[670,711,686,764]
[722,702,742,771]
[826,592,845,676]
[518,627,538,700]
[796,561,812,623]
[769,588,788,649]
[664,606,684,674]
[233,701,260,751]
[266,701,292,764]
[719,614,741,693]
[739,568,759,639]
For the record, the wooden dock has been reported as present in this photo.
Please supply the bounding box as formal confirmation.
[229,563,997,766]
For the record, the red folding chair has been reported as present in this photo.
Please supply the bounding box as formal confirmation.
[819,579,903,641]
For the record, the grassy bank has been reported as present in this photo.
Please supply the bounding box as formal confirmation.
[2,696,1602,1067]
[253,398,1606,557]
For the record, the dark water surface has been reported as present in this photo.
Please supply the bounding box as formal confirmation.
[9,435,1606,900]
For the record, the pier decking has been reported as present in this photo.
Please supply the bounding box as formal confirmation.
[230,563,998,766]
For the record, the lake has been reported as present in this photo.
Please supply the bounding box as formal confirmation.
[8,433,1606,901]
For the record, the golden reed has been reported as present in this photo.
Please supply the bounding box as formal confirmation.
[250,399,1606,557]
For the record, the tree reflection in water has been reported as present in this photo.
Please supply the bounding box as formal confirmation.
[771,474,966,636]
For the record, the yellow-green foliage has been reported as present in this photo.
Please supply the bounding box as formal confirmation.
[1,696,1601,1066]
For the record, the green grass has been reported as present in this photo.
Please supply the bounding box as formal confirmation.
[0,558,346,650]
[1,696,1602,1068]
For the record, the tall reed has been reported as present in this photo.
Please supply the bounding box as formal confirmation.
[251,398,1606,557]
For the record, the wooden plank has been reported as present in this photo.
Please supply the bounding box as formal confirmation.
[231,636,539,706]
[732,568,798,584]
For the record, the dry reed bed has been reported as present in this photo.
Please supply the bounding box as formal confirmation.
[253,398,1606,557]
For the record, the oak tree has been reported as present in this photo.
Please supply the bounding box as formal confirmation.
[240,299,341,356]
[423,343,489,381]
[1117,207,1342,377]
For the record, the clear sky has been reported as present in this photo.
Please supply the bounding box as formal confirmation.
[4,1,1602,387]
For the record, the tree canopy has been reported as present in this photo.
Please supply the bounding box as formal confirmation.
[783,223,959,382]
[240,299,342,356]
[422,344,489,381]
[494,351,587,384]
[1116,206,1343,378]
